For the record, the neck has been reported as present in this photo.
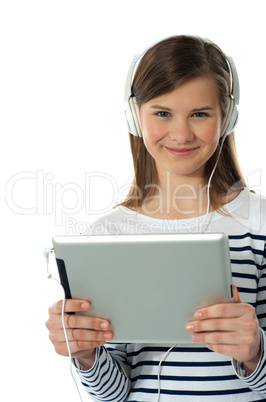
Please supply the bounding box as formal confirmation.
[140,171,210,219]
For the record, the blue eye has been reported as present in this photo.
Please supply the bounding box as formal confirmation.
[156,111,171,117]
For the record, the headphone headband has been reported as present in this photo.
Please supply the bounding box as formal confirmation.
[124,37,240,139]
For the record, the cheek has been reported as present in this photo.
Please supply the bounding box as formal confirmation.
[199,121,221,147]
[142,121,164,148]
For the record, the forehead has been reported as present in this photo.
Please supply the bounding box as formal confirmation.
[143,77,220,108]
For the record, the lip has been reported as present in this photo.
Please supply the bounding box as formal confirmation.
[165,146,199,156]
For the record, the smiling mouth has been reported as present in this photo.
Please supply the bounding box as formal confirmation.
[165,146,199,156]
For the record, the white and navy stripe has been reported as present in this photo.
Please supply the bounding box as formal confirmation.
[75,190,266,401]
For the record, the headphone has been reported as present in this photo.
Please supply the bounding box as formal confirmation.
[124,37,240,139]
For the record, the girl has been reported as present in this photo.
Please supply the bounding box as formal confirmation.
[46,35,266,401]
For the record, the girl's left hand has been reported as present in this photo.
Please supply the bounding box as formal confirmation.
[186,285,261,374]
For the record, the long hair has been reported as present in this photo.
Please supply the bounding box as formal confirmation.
[120,35,246,211]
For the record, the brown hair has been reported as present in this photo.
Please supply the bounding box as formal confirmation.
[120,35,246,212]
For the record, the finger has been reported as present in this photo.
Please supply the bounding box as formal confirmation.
[191,329,247,345]
[194,302,247,321]
[64,314,111,332]
[53,339,106,357]
[205,343,245,359]
[49,299,91,315]
[186,317,241,334]
[47,311,111,332]
[50,327,113,343]
[233,285,242,303]
[205,332,261,363]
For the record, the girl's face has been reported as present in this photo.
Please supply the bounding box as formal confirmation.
[139,77,223,182]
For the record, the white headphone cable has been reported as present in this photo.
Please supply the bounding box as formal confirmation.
[156,344,177,402]
[202,134,227,232]
[156,134,227,400]
[44,248,83,402]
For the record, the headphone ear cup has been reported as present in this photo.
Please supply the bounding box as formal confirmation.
[124,97,142,137]
[220,99,239,139]
[130,98,142,137]
[221,56,239,139]
[124,98,138,136]
[225,102,239,137]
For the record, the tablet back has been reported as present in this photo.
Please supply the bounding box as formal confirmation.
[52,233,233,343]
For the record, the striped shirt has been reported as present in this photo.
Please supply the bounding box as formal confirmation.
[75,188,266,401]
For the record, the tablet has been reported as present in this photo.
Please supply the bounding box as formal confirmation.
[52,233,233,343]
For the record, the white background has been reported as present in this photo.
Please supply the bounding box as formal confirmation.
[1,0,266,401]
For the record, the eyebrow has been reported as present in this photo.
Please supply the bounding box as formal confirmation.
[191,106,215,112]
[150,105,215,112]
[150,105,174,112]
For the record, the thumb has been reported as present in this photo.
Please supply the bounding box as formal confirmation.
[233,284,242,303]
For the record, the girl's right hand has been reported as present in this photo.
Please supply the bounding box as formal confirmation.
[46,299,113,370]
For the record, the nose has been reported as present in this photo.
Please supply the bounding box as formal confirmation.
[168,117,195,143]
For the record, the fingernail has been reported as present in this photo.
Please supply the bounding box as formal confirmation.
[97,341,105,346]
[186,323,194,332]
[195,311,202,320]
[193,334,200,342]
[104,332,112,340]
[81,302,90,309]
[100,322,109,329]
